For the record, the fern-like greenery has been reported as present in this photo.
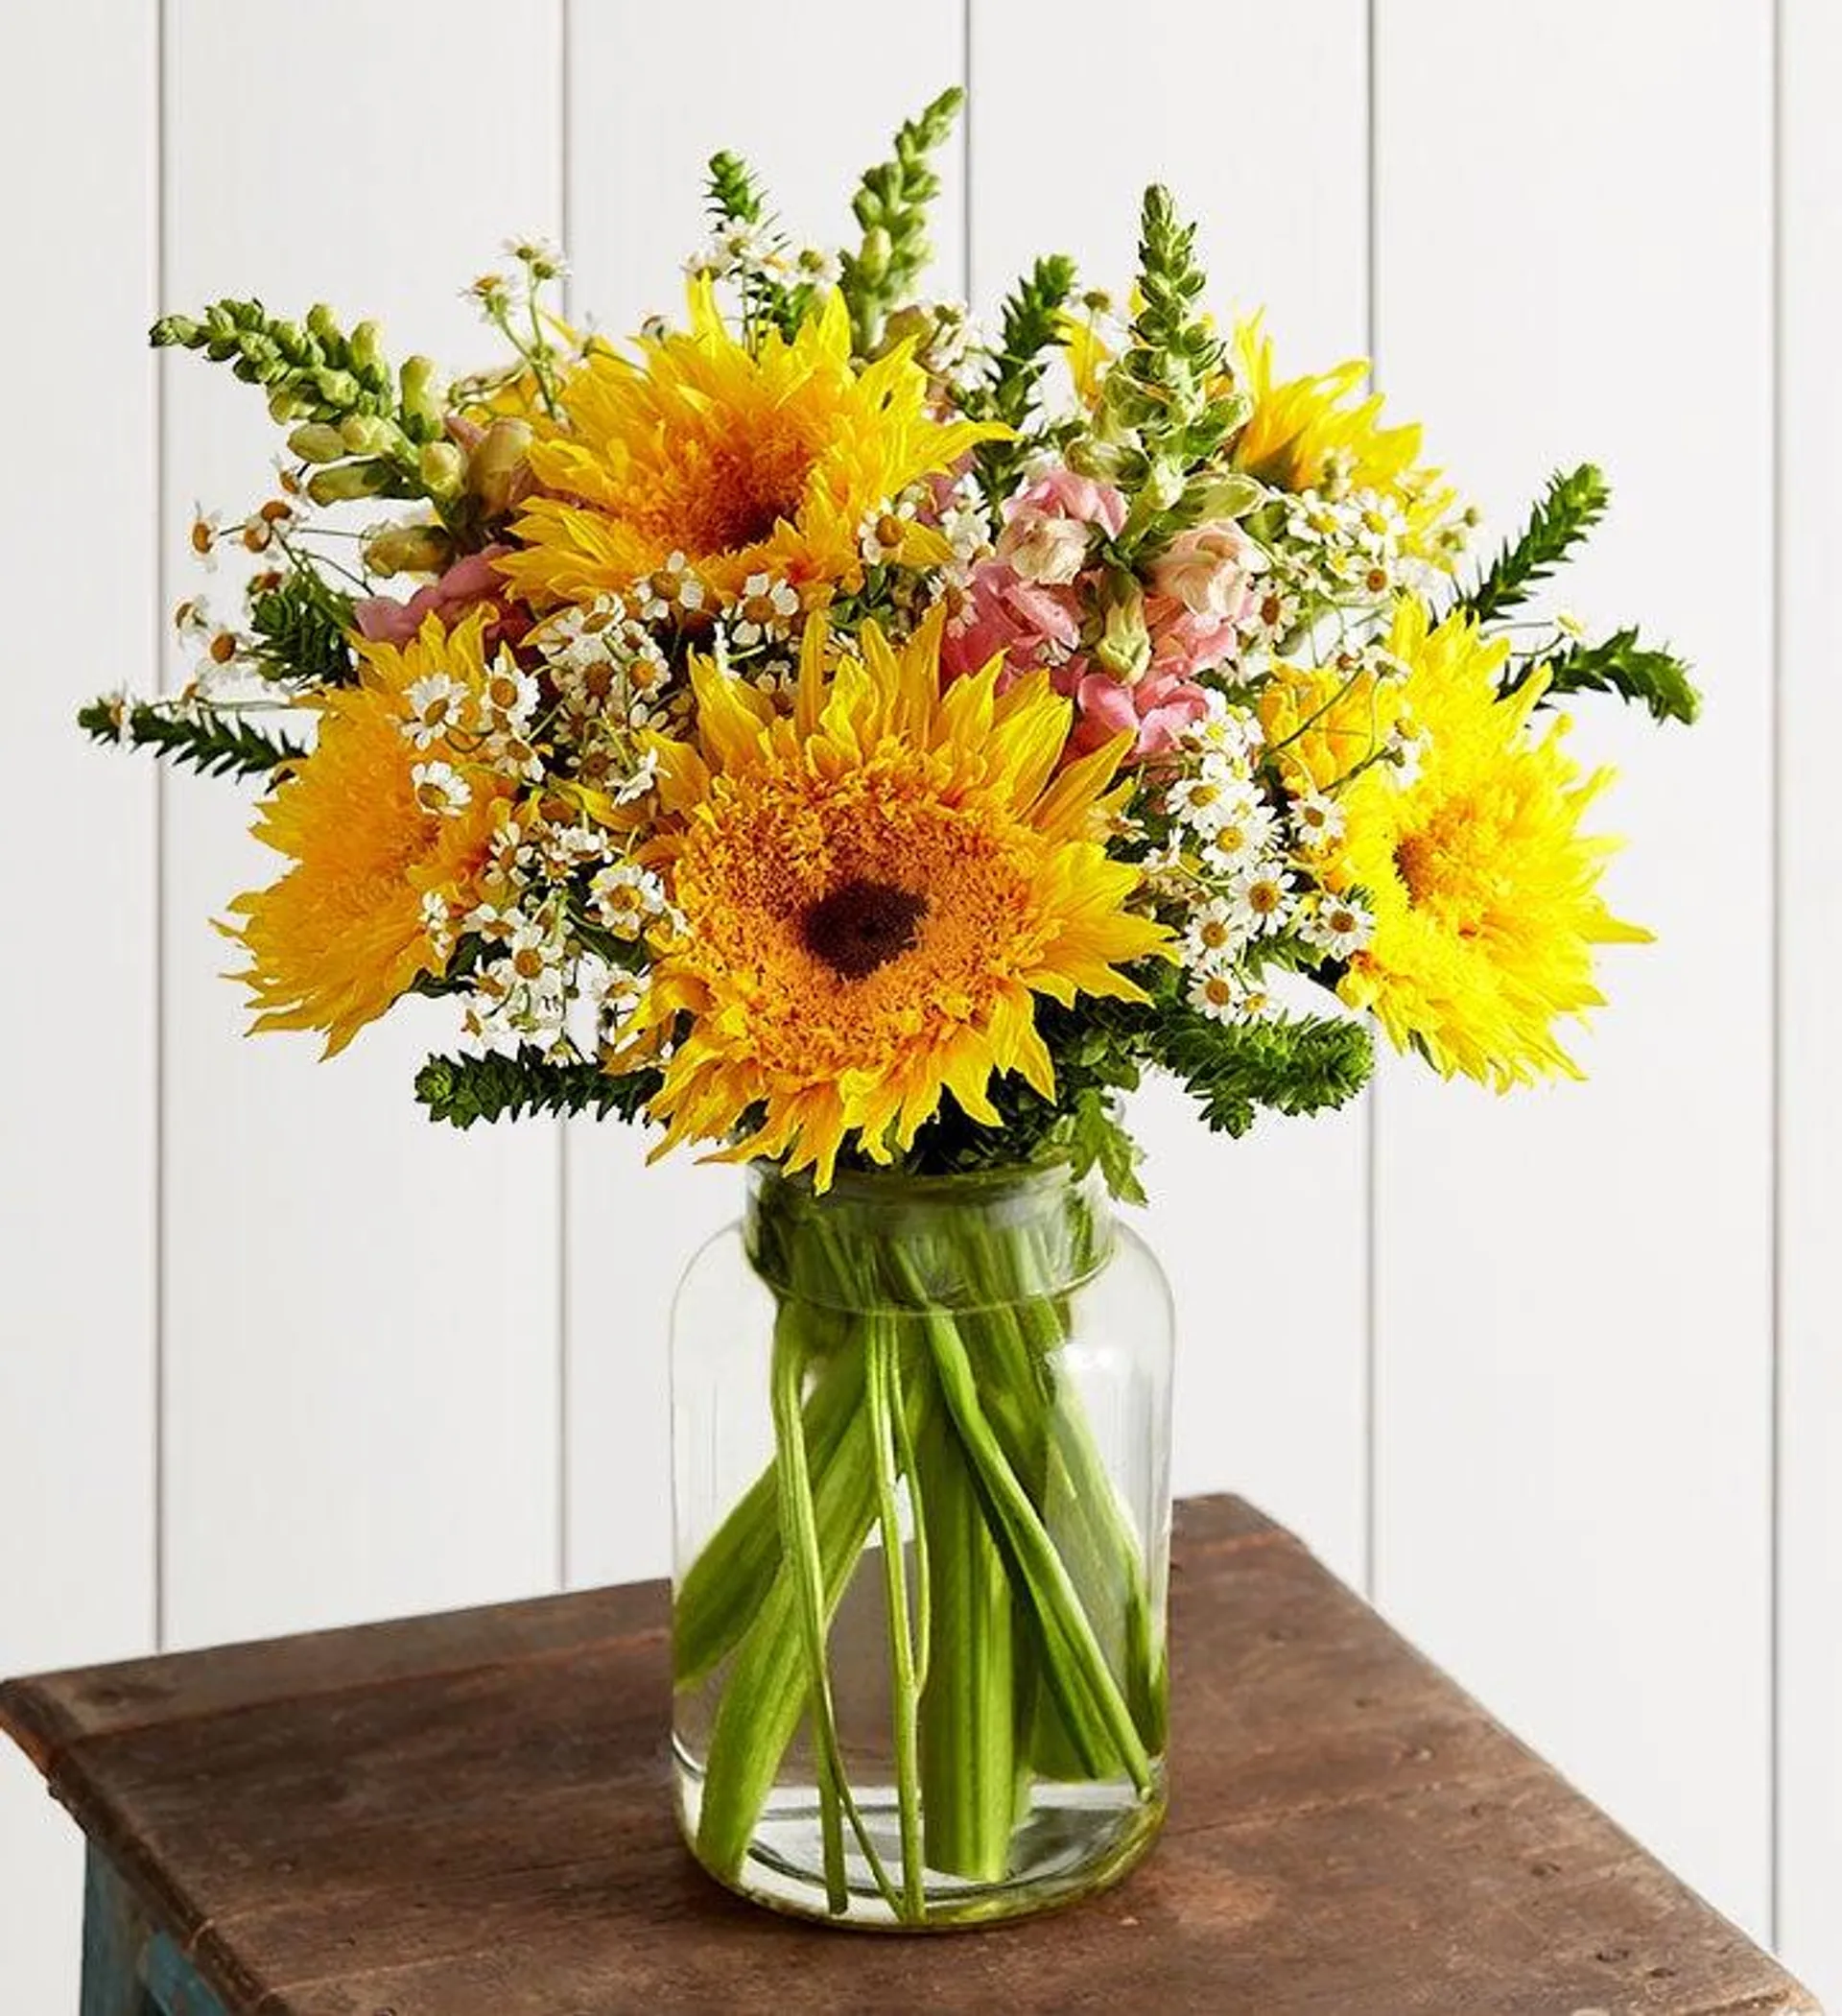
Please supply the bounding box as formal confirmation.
[1452,463,1609,628]
[78,697,306,780]
[1145,1008,1374,1137]
[969,254,1077,505]
[1514,626,1700,725]
[247,565,357,686]
[838,87,962,357]
[703,150,812,344]
[415,1047,663,1129]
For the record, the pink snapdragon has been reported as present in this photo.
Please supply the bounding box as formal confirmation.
[1055,660,1211,760]
[1145,522,1263,681]
[996,467,1127,583]
[353,545,528,651]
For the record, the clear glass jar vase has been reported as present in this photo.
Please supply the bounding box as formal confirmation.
[670,1160,1174,1930]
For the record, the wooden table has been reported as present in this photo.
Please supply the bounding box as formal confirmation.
[1,1496,1817,2015]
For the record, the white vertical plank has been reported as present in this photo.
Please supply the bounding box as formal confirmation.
[160,0,566,1648]
[560,0,968,1588]
[1372,0,1774,1935]
[1779,0,1842,1995]
[972,0,1373,1583]
[0,4,159,2004]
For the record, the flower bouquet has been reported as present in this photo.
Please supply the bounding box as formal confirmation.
[88,88,1694,1929]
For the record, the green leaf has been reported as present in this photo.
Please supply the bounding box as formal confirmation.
[1515,625,1700,726]
[79,697,306,780]
[413,1045,661,1129]
[1452,463,1609,627]
[968,253,1078,504]
[247,565,358,686]
[1064,1085,1147,1205]
[1147,1008,1373,1136]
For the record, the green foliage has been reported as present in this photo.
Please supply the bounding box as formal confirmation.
[247,565,358,686]
[706,149,768,227]
[153,297,443,503]
[1062,1084,1147,1205]
[838,87,963,357]
[414,1046,664,1129]
[1452,463,1609,628]
[1089,187,1248,553]
[702,151,814,344]
[968,254,1077,504]
[1146,1008,1373,1137]
[1516,626,1701,726]
[78,696,306,780]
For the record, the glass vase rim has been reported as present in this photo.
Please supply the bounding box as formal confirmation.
[745,1154,1103,1209]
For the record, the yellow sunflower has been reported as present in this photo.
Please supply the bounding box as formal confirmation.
[1229,316,1459,564]
[1258,653,1412,804]
[635,607,1170,1185]
[496,282,1002,613]
[1334,601,1649,1087]
[227,610,513,1055]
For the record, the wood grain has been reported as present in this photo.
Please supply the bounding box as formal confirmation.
[2,1499,1814,2016]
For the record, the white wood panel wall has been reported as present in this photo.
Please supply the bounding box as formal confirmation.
[0,2,1831,2007]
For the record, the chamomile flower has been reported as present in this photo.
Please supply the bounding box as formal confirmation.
[1183,897,1246,970]
[1191,969,1264,1025]
[188,507,222,570]
[860,507,912,567]
[1301,893,1373,962]
[1227,863,1294,937]
[730,572,801,649]
[1200,795,1282,874]
[482,656,540,729]
[404,673,471,749]
[590,860,666,939]
[412,760,473,817]
[1288,792,1345,852]
[1166,761,1256,839]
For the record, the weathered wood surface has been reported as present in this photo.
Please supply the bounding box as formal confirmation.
[2,1497,1818,2015]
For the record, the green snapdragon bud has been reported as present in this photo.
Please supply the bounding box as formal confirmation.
[306,302,341,347]
[349,320,388,383]
[467,417,532,518]
[288,421,349,463]
[364,523,453,576]
[1094,580,1151,683]
[338,413,394,456]
[306,459,393,506]
[399,355,445,438]
[417,439,466,499]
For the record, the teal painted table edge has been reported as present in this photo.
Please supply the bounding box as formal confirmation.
[83,1848,230,2016]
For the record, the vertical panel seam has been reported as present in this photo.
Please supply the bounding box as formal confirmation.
[961,0,974,304]
[1769,0,1785,1955]
[153,0,169,1659]
[1360,0,1381,1608]
[556,0,574,1597]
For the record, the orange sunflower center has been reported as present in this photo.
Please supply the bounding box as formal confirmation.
[631,423,820,557]
[673,756,1048,1082]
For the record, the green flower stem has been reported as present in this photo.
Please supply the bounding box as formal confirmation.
[905,1274,1154,1800]
[768,1306,900,1915]
[865,1315,925,1916]
[694,1316,909,1888]
[673,1319,864,1690]
[915,1397,1019,1883]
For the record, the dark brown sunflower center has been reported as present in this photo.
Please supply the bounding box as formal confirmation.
[800,879,929,981]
